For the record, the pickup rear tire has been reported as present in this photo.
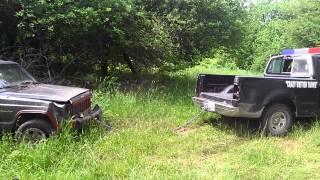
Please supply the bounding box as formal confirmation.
[261,104,293,136]
[15,119,53,143]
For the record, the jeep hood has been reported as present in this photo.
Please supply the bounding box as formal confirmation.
[3,84,89,102]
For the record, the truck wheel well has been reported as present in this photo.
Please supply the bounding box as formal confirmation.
[265,98,296,115]
[15,114,52,132]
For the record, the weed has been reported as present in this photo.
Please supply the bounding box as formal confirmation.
[0,65,319,179]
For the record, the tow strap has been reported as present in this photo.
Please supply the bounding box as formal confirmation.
[174,108,206,132]
[95,118,113,131]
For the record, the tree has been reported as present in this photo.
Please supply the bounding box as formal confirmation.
[0,1,20,52]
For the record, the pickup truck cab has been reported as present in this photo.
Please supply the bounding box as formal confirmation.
[0,59,102,142]
[193,47,320,136]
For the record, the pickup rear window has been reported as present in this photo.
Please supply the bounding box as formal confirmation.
[291,59,309,75]
[267,57,293,74]
[267,58,282,73]
[266,56,310,77]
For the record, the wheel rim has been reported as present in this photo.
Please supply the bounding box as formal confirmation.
[22,128,47,143]
[270,112,287,132]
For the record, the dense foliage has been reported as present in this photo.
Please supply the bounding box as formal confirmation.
[0,0,243,81]
[0,0,320,80]
[234,0,320,70]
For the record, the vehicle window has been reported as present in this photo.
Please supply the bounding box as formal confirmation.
[291,59,309,76]
[267,58,282,74]
[0,64,36,88]
[312,56,320,76]
[282,59,292,73]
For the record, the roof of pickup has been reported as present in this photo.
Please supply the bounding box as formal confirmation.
[0,60,18,65]
[282,47,320,55]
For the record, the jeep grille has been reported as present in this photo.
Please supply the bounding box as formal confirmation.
[70,93,91,115]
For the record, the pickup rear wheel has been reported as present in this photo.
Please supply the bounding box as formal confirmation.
[262,104,293,136]
[15,119,53,143]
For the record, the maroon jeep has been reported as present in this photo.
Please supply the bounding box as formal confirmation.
[0,59,102,142]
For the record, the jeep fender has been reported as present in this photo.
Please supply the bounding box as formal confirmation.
[15,110,58,132]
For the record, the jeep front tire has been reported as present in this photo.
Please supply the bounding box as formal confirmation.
[15,119,53,143]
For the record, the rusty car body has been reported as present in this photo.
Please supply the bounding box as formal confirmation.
[0,59,102,141]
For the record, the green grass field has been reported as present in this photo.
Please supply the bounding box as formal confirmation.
[1,61,320,179]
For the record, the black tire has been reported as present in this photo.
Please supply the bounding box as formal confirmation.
[15,119,53,143]
[261,104,293,136]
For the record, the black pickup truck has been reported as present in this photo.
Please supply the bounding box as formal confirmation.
[193,47,320,136]
[0,59,102,142]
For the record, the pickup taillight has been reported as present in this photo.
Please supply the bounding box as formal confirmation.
[233,84,240,100]
[195,75,204,97]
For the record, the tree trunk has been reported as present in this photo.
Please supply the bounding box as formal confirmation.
[100,58,109,77]
[122,49,136,74]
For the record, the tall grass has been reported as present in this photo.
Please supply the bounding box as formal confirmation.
[0,62,320,179]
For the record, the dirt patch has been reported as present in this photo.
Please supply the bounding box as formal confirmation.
[201,145,227,155]
[174,127,198,135]
[146,153,227,169]
[275,139,304,154]
[200,137,246,156]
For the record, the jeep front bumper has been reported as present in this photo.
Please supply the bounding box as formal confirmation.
[71,105,102,130]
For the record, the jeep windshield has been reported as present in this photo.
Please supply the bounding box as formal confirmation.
[0,64,37,88]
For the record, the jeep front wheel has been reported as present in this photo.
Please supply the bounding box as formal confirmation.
[262,104,293,136]
[15,119,53,143]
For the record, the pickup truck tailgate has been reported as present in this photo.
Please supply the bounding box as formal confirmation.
[192,74,242,117]
[199,92,234,104]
